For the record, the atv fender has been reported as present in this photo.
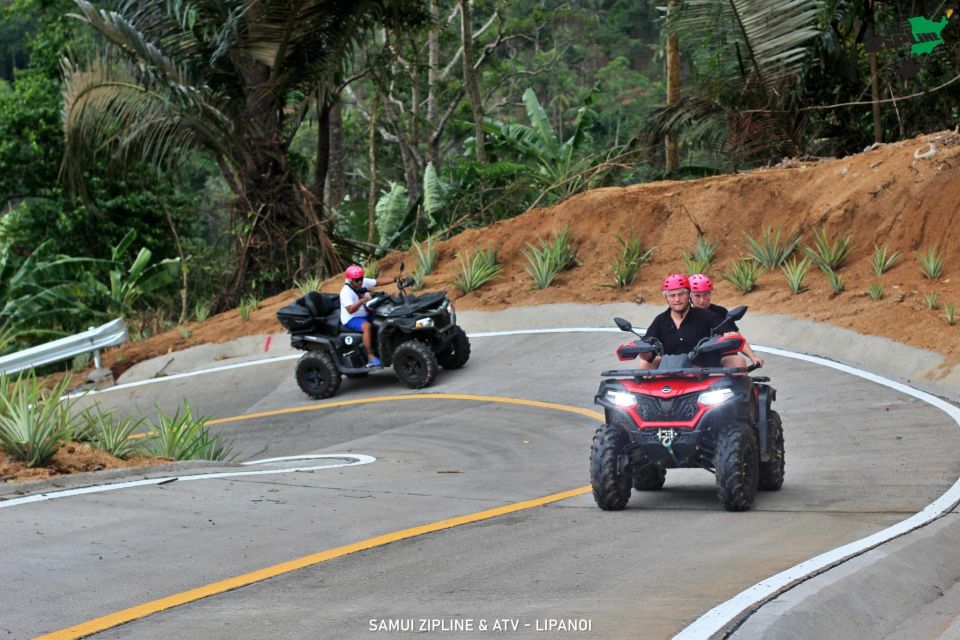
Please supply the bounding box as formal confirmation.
[756,383,777,461]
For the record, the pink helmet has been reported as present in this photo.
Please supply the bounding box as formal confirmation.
[688,273,713,293]
[345,264,365,281]
[661,273,690,292]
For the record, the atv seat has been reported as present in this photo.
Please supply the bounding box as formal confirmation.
[302,291,342,335]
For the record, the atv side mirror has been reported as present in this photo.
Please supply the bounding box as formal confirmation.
[712,305,748,335]
[614,317,633,332]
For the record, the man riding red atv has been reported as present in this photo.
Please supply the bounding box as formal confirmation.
[589,275,784,512]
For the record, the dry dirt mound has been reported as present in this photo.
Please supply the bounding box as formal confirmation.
[1,441,171,483]
[101,129,960,378]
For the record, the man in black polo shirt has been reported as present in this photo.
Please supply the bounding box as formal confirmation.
[636,273,744,370]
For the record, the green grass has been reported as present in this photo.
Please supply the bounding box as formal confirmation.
[923,291,940,310]
[295,275,323,295]
[946,303,957,326]
[781,256,812,294]
[411,267,426,291]
[867,283,884,300]
[0,374,79,468]
[179,327,192,339]
[683,236,718,274]
[804,228,853,271]
[917,246,944,280]
[824,268,844,294]
[362,257,380,279]
[411,235,439,276]
[71,351,92,373]
[453,248,501,293]
[610,233,655,288]
[744,226,800,268]
[238,296,259,320]
[77,404,144,460]
[193,300,211,323]
[870,244,901,276]
[723,258,762,293]
[143,402,235,461]
[523,227,579,289]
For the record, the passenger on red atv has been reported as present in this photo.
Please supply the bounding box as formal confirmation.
[589,275,784,512]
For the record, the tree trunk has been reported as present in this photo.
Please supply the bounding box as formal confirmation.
[459,0,487,163]
[367,91,381,246]
[868,2,882,143]
[326,98,346,213]
[313,93,331,208]
[427,0,441,169]
[665,0,680,173]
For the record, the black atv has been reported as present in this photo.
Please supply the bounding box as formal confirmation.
[591,306,784,512]
[276,263,470,398]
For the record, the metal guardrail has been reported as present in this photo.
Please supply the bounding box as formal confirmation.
[0,318,129,375]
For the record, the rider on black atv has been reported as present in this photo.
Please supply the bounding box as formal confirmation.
[340,264,398,367]
[636,273,748,370]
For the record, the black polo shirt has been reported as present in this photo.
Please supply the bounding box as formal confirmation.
[644,306,722,355]
[708,303,739,332]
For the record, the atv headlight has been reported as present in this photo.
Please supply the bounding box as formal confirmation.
[698,388,734,406]
[415,317,435,329]
[604,390,637,408]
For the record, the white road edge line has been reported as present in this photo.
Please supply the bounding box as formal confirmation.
[48,326,960,638]
[0,454,376,509]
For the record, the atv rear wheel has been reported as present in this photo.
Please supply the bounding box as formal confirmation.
[715,424,759,511]
[633,465,666,491]
[295,351,341,399]
[590,423,631,510]
[758,410,785,491]
[393,340,438,389]
[437,326,471,370]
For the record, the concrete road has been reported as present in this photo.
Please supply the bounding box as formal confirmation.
[2,304,958,640]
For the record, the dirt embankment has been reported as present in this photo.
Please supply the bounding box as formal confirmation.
[103,129,960,377]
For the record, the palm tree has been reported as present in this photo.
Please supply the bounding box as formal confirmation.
[649,0,826,170]
[62,0,424,297]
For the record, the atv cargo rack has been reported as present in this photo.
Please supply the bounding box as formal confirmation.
[600,364,759,381]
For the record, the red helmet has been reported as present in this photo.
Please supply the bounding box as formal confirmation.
[661,273,690,292]
[345,264,365,281]
[688,273,713,293]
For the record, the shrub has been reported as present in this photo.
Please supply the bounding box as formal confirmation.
[781,256,812,294]
[946,303,957,326]
[824,268,845,294]
[917,246,944,280]
[362,257,380,279]
[179,327,192,339]
[453,248,501,293]
[411,235,439,276]
[193,300,211,323]
[870,244,901,276]
[745,226,800,268]
[72,352,92,373]
[411,267,426,291]
[523,227,578,289]
[804,228,853,271]
[143,402,235,461]
[683,236,718,274]
[0,374,79,468]
[923,291,940,310]
[295,275,323,295]
[76,404,144,459]
[610,233,655,288]
[723,258,762,293]
[238,296,259,320]
[867,283,884,300]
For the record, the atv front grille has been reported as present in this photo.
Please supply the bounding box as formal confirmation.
[636,393,699,422]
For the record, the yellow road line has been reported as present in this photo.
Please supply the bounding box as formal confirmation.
[205,393,604,425]
[39,394,601,639]
[37,485,592,640]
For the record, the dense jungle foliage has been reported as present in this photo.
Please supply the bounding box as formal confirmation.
[1,0,958,358]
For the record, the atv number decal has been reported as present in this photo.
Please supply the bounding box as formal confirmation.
[345,336,354,345]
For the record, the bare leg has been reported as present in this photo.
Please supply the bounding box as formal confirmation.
[362,321,375,361]
[721,354,748,370]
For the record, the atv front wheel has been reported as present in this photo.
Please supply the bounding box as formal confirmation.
[295,351,341,399]
[590,423,631,510]
[758,410,785,491]
[715,424,759,511]
[437,326,471,370]
[633,464,666,491]
[393,340,439,389]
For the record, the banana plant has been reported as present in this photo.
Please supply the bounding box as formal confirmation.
[373,163,445,249]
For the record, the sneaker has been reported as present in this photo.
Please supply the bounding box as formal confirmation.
[367,357,382,367]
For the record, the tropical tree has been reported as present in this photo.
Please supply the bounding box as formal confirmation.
[62,0,426,297]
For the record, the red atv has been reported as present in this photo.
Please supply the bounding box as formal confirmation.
[590,307,784,512]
